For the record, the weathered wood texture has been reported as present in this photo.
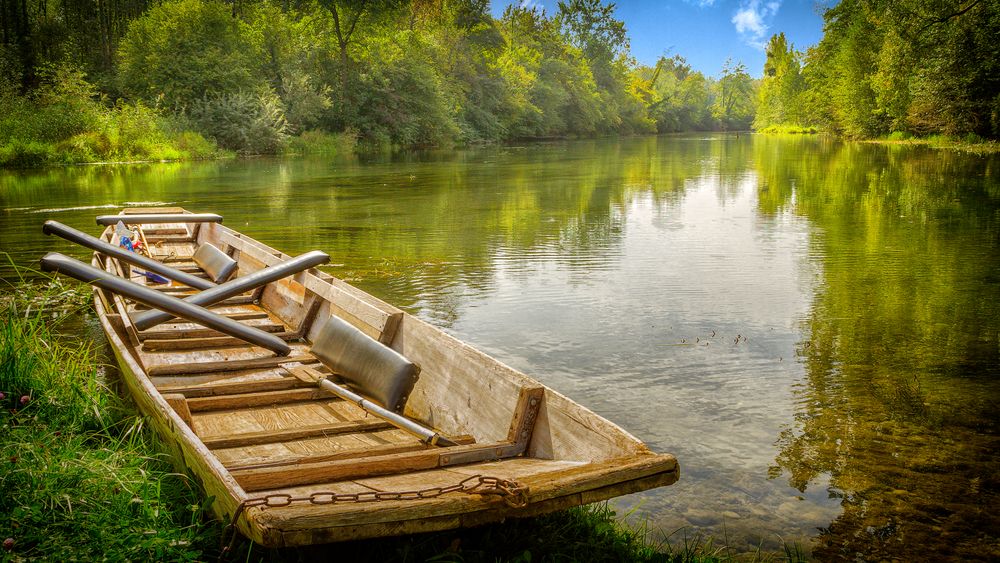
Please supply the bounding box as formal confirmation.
[85,208,678,549]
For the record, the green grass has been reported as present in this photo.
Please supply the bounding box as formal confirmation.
[0,277,221,560]
[0,67,226,168]
[283,129,358,156]
[0,274,806,561]
[755,124,820,135]
[868,133,1000,155]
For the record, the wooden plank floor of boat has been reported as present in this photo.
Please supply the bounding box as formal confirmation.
[123,251,466,495]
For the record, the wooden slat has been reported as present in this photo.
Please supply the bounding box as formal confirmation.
[143,331,299,352]
[146,354,316,377]
[141,227,188,236]
[132,296,259,313]
[186,388,332,412]
[139,321,283,341]
[225,441,431,471]
[149,285,199,294]
[201,420,393,449]
[233,439,528,492]
[122,206,185,214]
[222,434,477,471]
[145,234,197,243]
[158,377,307,398]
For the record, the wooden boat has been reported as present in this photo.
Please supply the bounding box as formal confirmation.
[40,207,679,547]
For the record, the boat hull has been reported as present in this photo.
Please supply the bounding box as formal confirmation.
[83,208,678,547]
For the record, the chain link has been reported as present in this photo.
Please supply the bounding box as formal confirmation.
[220,474,528,558]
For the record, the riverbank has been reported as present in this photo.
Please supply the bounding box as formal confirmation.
[1,279,798,561]
[753,125,1000,155]
[864,133,1000,155]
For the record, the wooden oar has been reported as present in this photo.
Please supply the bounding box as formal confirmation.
[40,252,291,356]
[43,220,215,290]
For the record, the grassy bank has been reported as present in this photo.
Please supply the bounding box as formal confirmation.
[0,278,804,561]
[866,132,1000,155]
[0,280,220,559]
[755,125,820,135]
[0,66,358,169]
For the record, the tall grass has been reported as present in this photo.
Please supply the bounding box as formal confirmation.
[756,124,819,135]
[0,280,219,559]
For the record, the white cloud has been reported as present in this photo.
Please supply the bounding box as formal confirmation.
[732,0,781,49]
[682,0,718,8]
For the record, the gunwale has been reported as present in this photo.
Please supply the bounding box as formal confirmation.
[86,207,678,547]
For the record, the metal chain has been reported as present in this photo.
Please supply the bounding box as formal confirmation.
[219,474,528,558]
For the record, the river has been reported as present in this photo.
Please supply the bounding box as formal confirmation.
[1,134,998,560]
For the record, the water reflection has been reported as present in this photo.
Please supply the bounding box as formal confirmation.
[754,138,1000,560]
[1,135,998,558]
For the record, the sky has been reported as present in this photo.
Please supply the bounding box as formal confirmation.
[490,0,830,78]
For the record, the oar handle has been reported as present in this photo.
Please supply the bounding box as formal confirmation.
[40,252,291,356]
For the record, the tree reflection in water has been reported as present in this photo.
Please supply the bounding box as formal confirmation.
[758,138,1000,561]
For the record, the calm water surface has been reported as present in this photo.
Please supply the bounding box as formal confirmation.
[2,135,998,560]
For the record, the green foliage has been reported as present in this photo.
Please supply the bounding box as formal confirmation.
[642,55,715,132]
[0,140,56,168]
[754,33,807,131]
[0,65,222,167]
[776,0,1000,139]
[247,2,332,132]
[757,124,818,135]
[712,59,755,130]
[284,129,358,155]
[189,89,290,154]
[118,0,261,107]
[0,284,221,559]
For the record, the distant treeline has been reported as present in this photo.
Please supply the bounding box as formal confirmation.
[0,0,996,165]
[754,0,1000,140]
[0,0,755,163]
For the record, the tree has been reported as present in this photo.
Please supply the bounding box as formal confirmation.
[118,0,261,107]
[556,0,627,87]
[712,58,754,130]
[797,0,1000,138]
[754,32,806,129]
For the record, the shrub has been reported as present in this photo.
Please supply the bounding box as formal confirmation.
[172,130,219,159]
[0,139,55,168]
[188,89,289,154]
[284,129,357,155]
[56,131,111,162]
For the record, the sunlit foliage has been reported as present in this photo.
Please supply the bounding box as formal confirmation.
[1,0,760,158]
[755,0,1000,139]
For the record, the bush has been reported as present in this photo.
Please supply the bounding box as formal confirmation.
[188,89,289,154]
[56,131,112,162]
[172,130,219,159]
[347,58,460,148]
[0,139,55,168]
[284,129,357,155]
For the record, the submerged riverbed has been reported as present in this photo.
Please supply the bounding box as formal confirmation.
[2,134,998,559]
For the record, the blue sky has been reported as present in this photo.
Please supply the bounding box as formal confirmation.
[490,0,830,78]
